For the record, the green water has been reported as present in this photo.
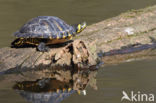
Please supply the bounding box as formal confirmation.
[0,0,156,47]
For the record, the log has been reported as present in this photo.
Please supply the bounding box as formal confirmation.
[79,5,156,65]
[80,5,156,52]
[0,40,97,72]
[1,5,156,72]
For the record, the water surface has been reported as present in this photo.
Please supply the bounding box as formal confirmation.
[0,59,156,103]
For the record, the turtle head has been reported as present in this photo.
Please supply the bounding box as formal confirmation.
[73,22,87,33]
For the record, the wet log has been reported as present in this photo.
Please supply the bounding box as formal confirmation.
[1,5,156,72]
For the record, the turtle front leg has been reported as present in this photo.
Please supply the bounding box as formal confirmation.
[37,42,49,52]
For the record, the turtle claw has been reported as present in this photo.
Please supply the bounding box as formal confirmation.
[37,42,49,52]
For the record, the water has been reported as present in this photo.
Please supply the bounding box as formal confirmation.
[0,0,156,47]
[0,59,156,103]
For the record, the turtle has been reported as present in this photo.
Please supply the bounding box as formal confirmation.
[11,16,86,52]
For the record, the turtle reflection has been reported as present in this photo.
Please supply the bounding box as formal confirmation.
[13,68,97,103]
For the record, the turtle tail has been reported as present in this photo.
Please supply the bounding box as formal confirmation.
[73,22,87,33]
[11,38,24,47]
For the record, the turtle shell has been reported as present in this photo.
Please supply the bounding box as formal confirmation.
[14,16,76,39]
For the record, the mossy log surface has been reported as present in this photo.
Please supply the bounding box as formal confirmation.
[1,5,156,72]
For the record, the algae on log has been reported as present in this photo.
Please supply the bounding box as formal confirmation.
[1,5,156,71]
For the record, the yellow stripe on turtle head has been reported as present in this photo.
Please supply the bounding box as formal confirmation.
[76,22,87,33]
[77,24,81,33]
